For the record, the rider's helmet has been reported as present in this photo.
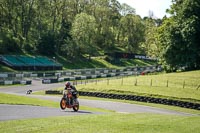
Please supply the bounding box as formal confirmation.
[65,81,71,88]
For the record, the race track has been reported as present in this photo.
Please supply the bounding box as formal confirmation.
[0,79,194,121]
[0,104,99,121]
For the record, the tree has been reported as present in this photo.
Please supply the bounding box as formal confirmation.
[71,13,97,58]
[142,18,161,58]
[120,3,135,16]
[119,14,145,53]
[0,0,152,60]
[36,32,56,55]
[159,0,200,71]
[88,0,121,52]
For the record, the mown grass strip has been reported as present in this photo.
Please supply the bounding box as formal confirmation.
[0,93,113,113]
[0,113,200,133]
[80,96,200,115]
[33,89,200,115]
[0,93,59,107]
[73,71,200,104]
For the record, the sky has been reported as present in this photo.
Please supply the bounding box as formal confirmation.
[117,0,172,18]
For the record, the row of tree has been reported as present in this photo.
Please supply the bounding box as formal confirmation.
[0,0,144,56]
[159,0,200,71]
[0,0,199,71]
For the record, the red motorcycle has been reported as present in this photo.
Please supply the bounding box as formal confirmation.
[60,88,79,112]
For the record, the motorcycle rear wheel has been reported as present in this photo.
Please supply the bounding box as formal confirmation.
[60,98,67,110]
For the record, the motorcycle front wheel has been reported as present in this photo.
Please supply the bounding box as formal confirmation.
[60,98,67,110]
[73,100,79,112]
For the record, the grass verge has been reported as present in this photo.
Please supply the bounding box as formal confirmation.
[0,93,112,113]
[57,55,157,69]
[73,70,200,104]
[0,93,58,107]
[80,96,200,115]
[0,113,200,133]
[1,91,200,133]
[33,89,200,115]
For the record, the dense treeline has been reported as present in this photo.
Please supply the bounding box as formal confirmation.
[0,0,199,71]
[0,0,145,56]
[158,0,200,71]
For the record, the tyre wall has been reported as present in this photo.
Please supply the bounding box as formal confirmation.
[45,90,200,110]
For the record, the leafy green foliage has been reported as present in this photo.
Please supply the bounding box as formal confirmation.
[119,14,145,53]
[71,13,97,58]
[0,30,22,54]
[1,0,200,72]
[159,0,200,71]
[0,0,146,59]
[36,32,56,55]
[141,18,160,58]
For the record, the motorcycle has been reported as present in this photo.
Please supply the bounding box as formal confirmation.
[60,87,79,112]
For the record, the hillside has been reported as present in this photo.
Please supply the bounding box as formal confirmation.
[57,56,157,69]
[0,55,157,72]
[76,70,200,105]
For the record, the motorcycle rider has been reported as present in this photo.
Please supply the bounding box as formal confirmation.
[64,81,78,104]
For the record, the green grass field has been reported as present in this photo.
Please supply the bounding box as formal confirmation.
[73,70,200,103]
[0,93,112,113]
[56,55,157,69]
[1,113,200,133]
[1,71,200,133]
[0,90,200,133]
[0,93,58,107]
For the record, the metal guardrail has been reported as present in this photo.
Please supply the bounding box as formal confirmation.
[0,65,161,79]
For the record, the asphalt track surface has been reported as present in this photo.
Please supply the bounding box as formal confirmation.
[0,79,194,121]
[0,104,98,121]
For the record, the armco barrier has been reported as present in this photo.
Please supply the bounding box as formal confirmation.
[42,69,142,84]
[0,65,161,79]
[45,90,200,110]
[42,73,119,84]
[45,90,62,94]
[0,80,32,85]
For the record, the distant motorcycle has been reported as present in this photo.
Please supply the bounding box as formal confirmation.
[60,88,79,112]
[26,89,32,94]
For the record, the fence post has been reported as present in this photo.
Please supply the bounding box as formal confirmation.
[183,80,185,89]
[150,79,152,87]
[134,78,137,86]
[166,80,169,87]
[107,78,109,85]
[96,79,97,85]
[121,76,123,85]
